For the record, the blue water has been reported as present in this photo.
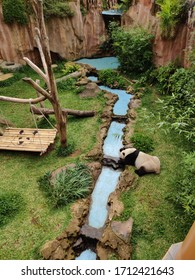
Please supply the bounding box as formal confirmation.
[76,57,120,70]
[74,57,131,259]
[103,121,125,157]
[102,10,123,16]
[99,85,131,115]
[88,167,121,229]
[76,249,96,260]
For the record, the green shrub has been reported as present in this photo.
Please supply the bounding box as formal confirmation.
[0,192,24,227]
[2,0,28,25]
[156,0,188,39]
[38,163,92,208]
[158,67,195,144]
[98,69,127,89]
[110,23,154,74]
[62,62,81,76]
[130,133,154,152]
[43,0,74,19]
[171,152,195,219]
[57,78,76,91]
[56,142,75,157]
[150,63,178,94]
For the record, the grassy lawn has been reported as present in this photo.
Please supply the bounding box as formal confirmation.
[119,87,191,259]
[0,67,105,259]
[0,68,192,260]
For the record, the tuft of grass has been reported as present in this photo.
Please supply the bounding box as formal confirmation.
[38,163,93,208]
[0,192,24,227]
[130,133,154,153]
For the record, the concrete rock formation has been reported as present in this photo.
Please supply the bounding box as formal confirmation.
[0,0,194,67]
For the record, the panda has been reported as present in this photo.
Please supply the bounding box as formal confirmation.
[119,147,160,176]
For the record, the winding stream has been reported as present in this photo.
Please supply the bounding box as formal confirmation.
[75,57,132,260]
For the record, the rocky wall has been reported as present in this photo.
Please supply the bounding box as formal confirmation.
[0,0,106,64]
[122,0,195,67]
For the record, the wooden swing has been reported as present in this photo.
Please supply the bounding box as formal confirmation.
[0,102,57,155]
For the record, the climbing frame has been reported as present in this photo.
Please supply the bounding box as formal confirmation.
[0,127,57,155]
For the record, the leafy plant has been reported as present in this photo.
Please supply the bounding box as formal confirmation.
[56,141,75,157]
[0,192,24,227]
[38,163,92,208]
[170,152,195,219]
[150,63,178,94]
[62,62,81,76]
[130,133,154,152]
[2,0,28,25]
[98,69,127,89]
[156,0,188,38]
[43,0,74,19]
[110,22,154,74]
[157,67,195,144]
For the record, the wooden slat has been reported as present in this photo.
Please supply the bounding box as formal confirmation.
[0,127,57,155]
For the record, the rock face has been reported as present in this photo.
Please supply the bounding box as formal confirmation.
[0,0,194,66]
[122,0,195,67]
[0,0,106,64]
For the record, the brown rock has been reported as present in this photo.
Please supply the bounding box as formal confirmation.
[41,240,60,259]
[52,246,65,260]
[111,218,133,244]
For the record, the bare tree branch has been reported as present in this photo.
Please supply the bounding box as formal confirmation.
[0,95,46,104]
[22,77,52,100]
[23,57,48,84]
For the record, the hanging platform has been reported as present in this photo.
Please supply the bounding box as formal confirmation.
[0,127,57,155]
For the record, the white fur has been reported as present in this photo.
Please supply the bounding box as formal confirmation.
[120,148,160,174]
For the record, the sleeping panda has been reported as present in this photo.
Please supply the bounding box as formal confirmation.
[119,147,160,176]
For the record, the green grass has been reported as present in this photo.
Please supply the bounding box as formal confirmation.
[0,67,104,259]
[119,87,191,259]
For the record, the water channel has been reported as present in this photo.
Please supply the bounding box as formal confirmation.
[75,57,132,260]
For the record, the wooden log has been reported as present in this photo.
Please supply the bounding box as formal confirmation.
[55,71,82,83]
[0,95,46,104]
[30,105,96,117]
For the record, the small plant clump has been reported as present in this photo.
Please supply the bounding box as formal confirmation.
[156,0,188,39]
[98,69,127,89]
[38,163,93,208]
[0,192,24,227]
[130,133,154,153]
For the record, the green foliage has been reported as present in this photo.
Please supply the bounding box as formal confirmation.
[170,152,195,219]
[38,163,92,208]
[56,142,75,157]
[0,192,24,227]
[130,133,154,153]
[2,0,28,25]
[110,22,154,74]
[57,78,76,91]
[62,62,81,76]
[156,0,188,38]
[43,0,74,19]
[150,63,178,94]
[98,69,127,89]
[157,67,195,144]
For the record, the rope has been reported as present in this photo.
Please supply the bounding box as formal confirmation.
[0,107,10,128]
[32,105,56,130]
[29,98,44,152]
